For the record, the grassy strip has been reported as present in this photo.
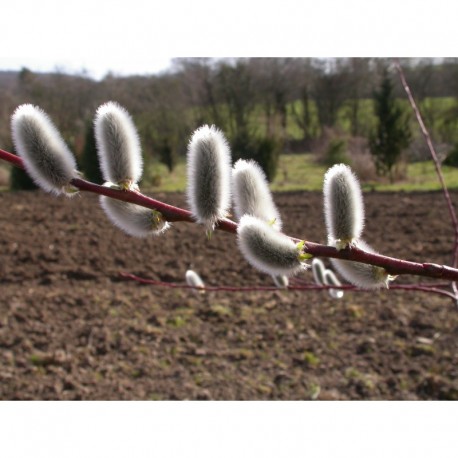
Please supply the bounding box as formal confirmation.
[141,154,458,193]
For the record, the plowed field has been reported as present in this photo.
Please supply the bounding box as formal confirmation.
[0,190,457,399]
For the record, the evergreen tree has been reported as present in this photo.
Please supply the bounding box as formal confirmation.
[369,72,411,182]
[157,138,177,173]
[81,121,103,184]
[10,165,38,191]
[8,139,37,191]
[232,133,280,183]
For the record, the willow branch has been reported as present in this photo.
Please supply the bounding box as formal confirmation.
[1,147,458,282]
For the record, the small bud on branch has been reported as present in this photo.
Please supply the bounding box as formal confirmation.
[323,269,344,299]
[312,258,326,285]
[272,275,289,289]
[185,269,206,293]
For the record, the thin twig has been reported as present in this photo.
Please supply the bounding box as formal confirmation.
[290,276,451,289]
[394,60,458,271]
[121,272,457,301]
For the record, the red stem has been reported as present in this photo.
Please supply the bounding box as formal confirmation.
[2,147,458,282]
[121,272,457,301]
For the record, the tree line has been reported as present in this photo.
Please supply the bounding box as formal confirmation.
[1,57,458,187]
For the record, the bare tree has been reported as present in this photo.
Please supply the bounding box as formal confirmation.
[313,58,351,130]
[291,59,319,145]
[172,58,224,128]
[248,58,298,142]
[343,58,373,137]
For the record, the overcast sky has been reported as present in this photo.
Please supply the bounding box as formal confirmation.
[0,56,174,80]
[1,0,453,80]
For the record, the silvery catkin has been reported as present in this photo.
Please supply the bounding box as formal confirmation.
[232,159,282,230]
[311,258,326,285]
[323,268,344,299]
[185,269,205,293]
[186,125,232,230]
[94,101,143,188]
[323,163,364,249]
[237,215,308,277]
[11,104,78,196]
[272,275,289,289]
[330,238,391,289]
[99,183,169,237]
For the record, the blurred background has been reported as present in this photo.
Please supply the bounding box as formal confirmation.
[2,57,458,193]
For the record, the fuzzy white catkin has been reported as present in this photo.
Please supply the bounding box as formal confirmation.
[323,163,364,248]
[11,104,78,195]
[185,269,205,292]
[323,269,344,299]
[99,184,169,237]
[311,258,326,285]
[237,215,307,277]
[272,275,289,289]
[232,159,282,231]
[94,101,143,187]
[330,238,390,289]
[186,125,232,230]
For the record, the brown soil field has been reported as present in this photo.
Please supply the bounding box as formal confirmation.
[0,189,457,400]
